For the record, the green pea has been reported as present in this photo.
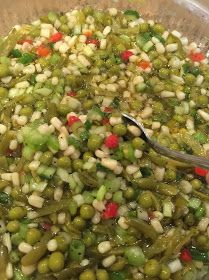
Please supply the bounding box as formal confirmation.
[60,15,68,24]
[6,221,20,233]
[48,252,64,272]
[40,151,53,165]
[79,269,96,280]
[170,68,179,76]
[153,82,165,93]
[152,101,164,113]
[55,236,68,252]
[83,230,96,247]
[57,156,71,168]
[196,235,208,249]
[96,269,109,280]
[132,137,146,150]
[160,264,171,280]
[72,216,86,230]
[148,50,159,60]
[164,169,176,182]
[19,106,33,117]
[123,187,135,200]
[152,23,165,34]
[138,192,153,208]
[57,104,72,116]
[113,124,127,136]
[87,134,103,151]
[0,64,10,78]
[144,259,161,277]
[153,58,164,70]
[184,73,196,85]
[52,69,62,77]
[159,68,170,79]
[196,95,208,108]
[35,100,46,111]
[72,159,83,171]
[195,205,205,219]
[0,87,8,99]
[80,204,95,220]
[83,152,93,161]
[60,24,70,34]
[8,207,26,220]
[191,179,202,190]
[83,100,94,110]
[139,22,150,33]
[38,258,50,274]
[130,99,143,110]
[26,228,41,245]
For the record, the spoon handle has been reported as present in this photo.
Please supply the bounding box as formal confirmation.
[149,139,209,170]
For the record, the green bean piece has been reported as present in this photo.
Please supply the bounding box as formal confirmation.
[21,243,47,266]
[133,178,157,190]
[0,244,8,279]
[126,218,159,241]
[36,200,69,217]
[156,183,179,196]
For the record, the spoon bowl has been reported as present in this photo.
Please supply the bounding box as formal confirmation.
[122,113,209,170]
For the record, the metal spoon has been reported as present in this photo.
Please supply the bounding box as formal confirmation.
[122,113,209,170]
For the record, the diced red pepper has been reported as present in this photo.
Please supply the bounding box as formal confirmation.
[180,248,192,262]
[121,50,133,62]
[138,60,151,70]
[67,116,81,127]
[194,166,209,177]
[190,52,205,62]
[67,91,77,97]
[148,211,155,220]
[49,32,63,43]
[41,222,52,231]
[104,134,119,149]
[18,39,33,45]
[102,202,119,220]
[86,38,100,47]
[36,45,51,57]
[84,30,93,37]
[102,117,110,125]
[104,107,113,113]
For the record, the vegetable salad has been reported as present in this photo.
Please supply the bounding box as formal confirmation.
[0,6,209,280]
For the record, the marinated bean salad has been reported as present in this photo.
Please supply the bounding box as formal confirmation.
[0,6,209,280]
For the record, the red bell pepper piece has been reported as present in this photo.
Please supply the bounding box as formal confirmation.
[102,202,119,220]
[49,32,63,43]
[180,248,192,262]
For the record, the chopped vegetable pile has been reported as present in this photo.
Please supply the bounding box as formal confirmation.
[0,6,209,280]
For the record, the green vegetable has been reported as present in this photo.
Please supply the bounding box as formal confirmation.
[124,246,145,266]
[19,52,36,64]
[124,10,140,20]
[48,251,65,272]
[0,191,12,205]
[69,239,85,262]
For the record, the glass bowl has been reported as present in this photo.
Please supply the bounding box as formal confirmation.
[0,0,209,50]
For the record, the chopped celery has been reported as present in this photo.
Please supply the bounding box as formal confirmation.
[47,135,59,152]
[37,165,56,179]
[124,9,140,20]
[30,180,48,192]
[96,185,107,201]
[136,32,152,48]
[124,246,145,266]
